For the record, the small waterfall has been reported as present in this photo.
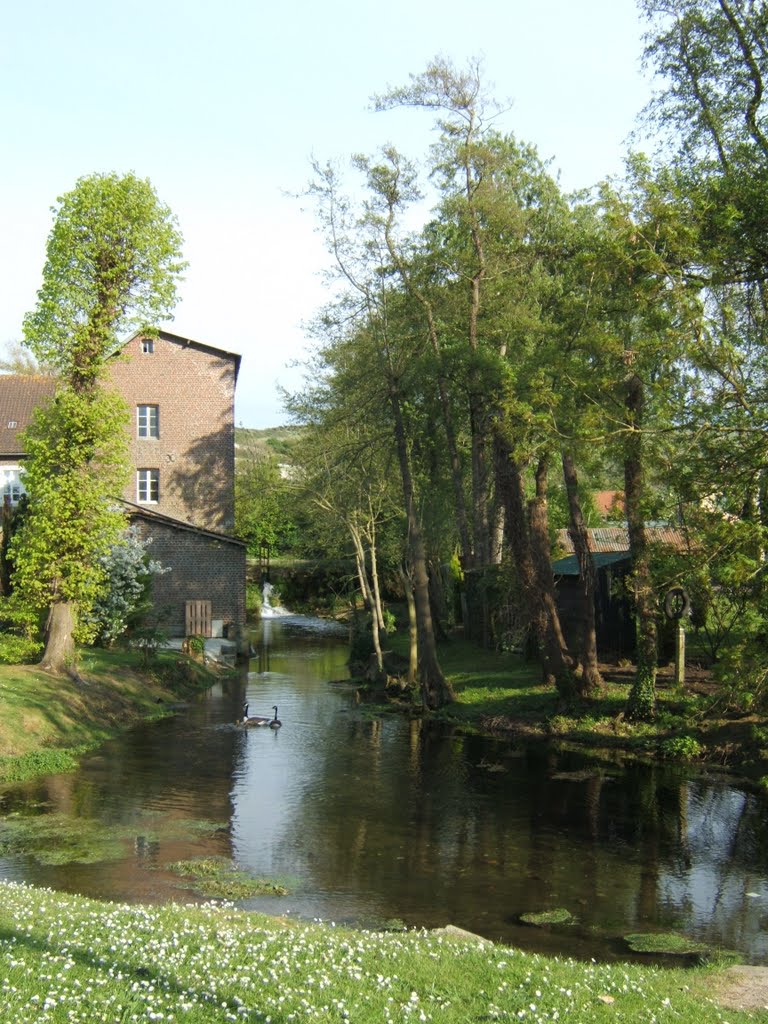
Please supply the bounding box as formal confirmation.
[261,581,289,618]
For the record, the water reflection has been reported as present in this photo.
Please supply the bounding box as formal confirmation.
[0,616,767,963]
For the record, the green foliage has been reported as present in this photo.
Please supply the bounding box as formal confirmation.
[186,634,206,655]
[713,640,768,712]
[624,930,741,965]
[235,448,299,555]
[659,734,703,761]
[245,581,262,615]
[0,633,43,665]
[124,625,168,669]
[520,908,574,926]
[166,857,289,899]
[0,747,88,783]
[8,388,130,640]
[23,171,186,389]
[12,172,186,666]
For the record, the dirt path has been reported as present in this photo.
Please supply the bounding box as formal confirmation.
[710,967,768,1012]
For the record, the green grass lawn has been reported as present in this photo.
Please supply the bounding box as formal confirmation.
[0,880,752,1024]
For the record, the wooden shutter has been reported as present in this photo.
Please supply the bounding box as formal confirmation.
[185,600,212,637]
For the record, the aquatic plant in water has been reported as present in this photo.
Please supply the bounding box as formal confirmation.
[166,857,288,899]
[520,909,575,926]
[0,813,229,866]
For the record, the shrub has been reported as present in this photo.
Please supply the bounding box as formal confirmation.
[659,734,702,761]
[86,528,169,646]
[0,633,43,664]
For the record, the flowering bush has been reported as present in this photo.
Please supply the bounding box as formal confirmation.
[85,528,169,646]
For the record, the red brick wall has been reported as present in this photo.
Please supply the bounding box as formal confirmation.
[107,333,237,533]
[133,517,246,636]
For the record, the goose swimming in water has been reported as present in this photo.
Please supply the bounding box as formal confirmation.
[241,703,270,727]
[241,703,282,729]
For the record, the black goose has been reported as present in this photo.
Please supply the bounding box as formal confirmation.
[268,706,282,729]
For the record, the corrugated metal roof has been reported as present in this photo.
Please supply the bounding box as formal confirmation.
[0,375,56,455]
[552,551,630,576]
[556,525,688,554]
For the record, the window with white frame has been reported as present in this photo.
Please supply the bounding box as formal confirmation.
[137,469,159,504]
[141,339,154,354]
[137,404,159,439]
[0,467,25,505]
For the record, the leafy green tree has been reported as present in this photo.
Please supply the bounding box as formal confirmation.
[581,163,701,717]
[639,0,768,701]
[11,172,185,671]
[0,341,53,376]
[9,390,130,664]
[24,172,186,395]
[293,159,456,707]
[235,446,297,556]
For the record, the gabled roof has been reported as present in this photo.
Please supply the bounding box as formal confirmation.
[120,499,246,548]
[121,330,242,383]
[0,375,57,456]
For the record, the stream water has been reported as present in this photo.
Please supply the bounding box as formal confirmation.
[2,612,768,964]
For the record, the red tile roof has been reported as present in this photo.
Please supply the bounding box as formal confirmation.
[0,375,56,456]
[593,490,625,517]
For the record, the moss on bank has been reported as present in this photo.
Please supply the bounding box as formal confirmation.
[0,647,224,780]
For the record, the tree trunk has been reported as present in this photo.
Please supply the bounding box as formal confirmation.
[400,565,419,685]
[528,456,577,699]
[390,384,455,709]
[469,395,491,569]
[493,435,574,693]
[0,497,13,596]
[562,451,603,695]
[366,520,386,673]
[489,497,505,567]
[624,371,658,720]
[350,526,373,614]
[383,207,473,570]
[40,599,76,673]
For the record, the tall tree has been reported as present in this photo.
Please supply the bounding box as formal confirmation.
[640,0,768,695]
[297,161,455,708]
[11,172,185,672]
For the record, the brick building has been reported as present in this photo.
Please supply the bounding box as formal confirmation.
[0,330,247,637]
[0,375,56,504]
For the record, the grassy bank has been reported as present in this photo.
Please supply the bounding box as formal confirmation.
[0,880,754,1024]
[0,648,222,782]
[368,635,768,781]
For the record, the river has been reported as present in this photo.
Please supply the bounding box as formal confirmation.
[1,612,768,964]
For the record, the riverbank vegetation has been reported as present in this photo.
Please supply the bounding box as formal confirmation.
[350,633,768,781]
[0,880,756,1024]
[0,648,220,777]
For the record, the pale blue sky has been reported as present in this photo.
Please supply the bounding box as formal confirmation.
[1,0,653,426]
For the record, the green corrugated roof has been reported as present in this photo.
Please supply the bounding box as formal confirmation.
[552,551,629,576]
